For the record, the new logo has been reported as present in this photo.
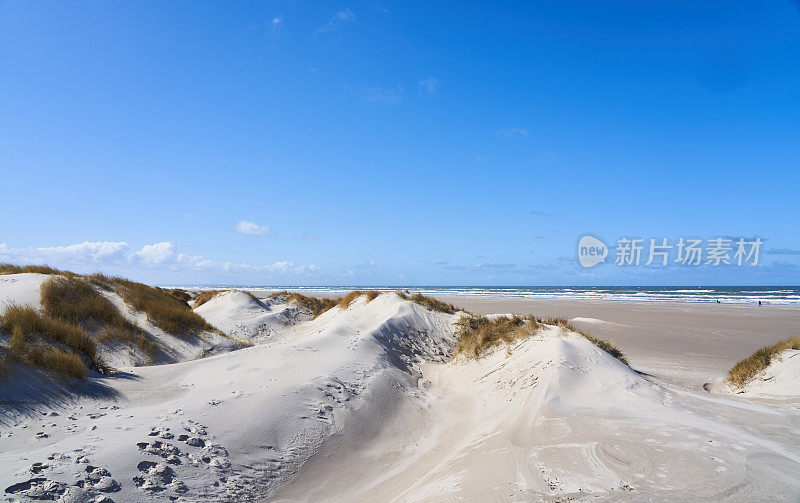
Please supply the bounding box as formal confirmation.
[578,235,608,268]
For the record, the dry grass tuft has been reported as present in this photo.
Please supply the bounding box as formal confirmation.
[0,265,242,380]
[40,276,153,354]
[192,290,261,309]
[243,290,262,302]
[0,354,9,382]
[453,313,628,365]
[337,290,382,310]
[726,336,800,388]
[0,304,94,380]
[579,331,628,364]
[541,316,570,326]
[337,291,363,309]
[268,291,339,318]
[193,290,223,308]
[0,263,69,276]
[160,287,192,303]
[0,304,96,360]
[9,264,224,335]
[112,278,216,335]
[454,315,540,358]
[24,344,87,380]
[396,291,458,314]
[10,324,26,357]
[42,276,130,328]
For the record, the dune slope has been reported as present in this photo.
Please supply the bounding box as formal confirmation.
[1,293,798,502]
[193,290,309,344]
[276,326,800,502]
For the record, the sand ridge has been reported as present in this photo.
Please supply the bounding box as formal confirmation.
[1,286,799,501]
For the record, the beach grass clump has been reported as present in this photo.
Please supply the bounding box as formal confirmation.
[0,263,70,276]
[192,289,261,309]
[41,276,131,329]
[41,276,156,354]
[267,290,380,316]
[0,304,94,379]
[579,331,628,364]
[10,325,26,356]
[160,287,192,303]
[0,354,9,382]
[243,290,262,302]
[24,344,87,380]
[453,313,628,365]
[396,291,458,314]
[726,336,800,388]
[4,264,218,335]
[337,290,381,310]
[1,304,96,360]
[112,278,216,335]
[268,291,340,318]
[192,290,223,308]
[454,315,540,358]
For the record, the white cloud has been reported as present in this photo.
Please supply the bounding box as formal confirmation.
[295,264,322,275]
[234,220,272,236]
[316,9,355,34]
[494,126,529,138]
[0,241,132,265]
[133,241,176,265]
[266,260,291,273]
[418,76,439,97]
[0,241,319,277]
[270,16,283,28]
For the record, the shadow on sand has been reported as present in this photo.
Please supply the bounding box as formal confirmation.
[0,366,140,423]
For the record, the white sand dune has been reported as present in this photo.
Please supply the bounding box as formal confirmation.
[0,273,49,311]
[0,294,459,501]
[1,291,799,501]
[193,291,309,344]
[99,290,241,368]
[742,349,800,397]
[0,273,241,370]
[708,349,800,399]
[276,323,800,502]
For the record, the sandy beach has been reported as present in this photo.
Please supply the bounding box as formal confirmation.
[2,277,799,502]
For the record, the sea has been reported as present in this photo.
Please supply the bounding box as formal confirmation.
[171,285,800,305]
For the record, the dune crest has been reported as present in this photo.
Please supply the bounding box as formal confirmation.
[1,287,799,501]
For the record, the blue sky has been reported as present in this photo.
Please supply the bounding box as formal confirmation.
[1,1,799,286]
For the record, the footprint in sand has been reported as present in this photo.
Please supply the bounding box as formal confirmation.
[133,461,175,492]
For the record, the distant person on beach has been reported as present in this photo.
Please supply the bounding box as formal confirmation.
[759,300,762,307]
